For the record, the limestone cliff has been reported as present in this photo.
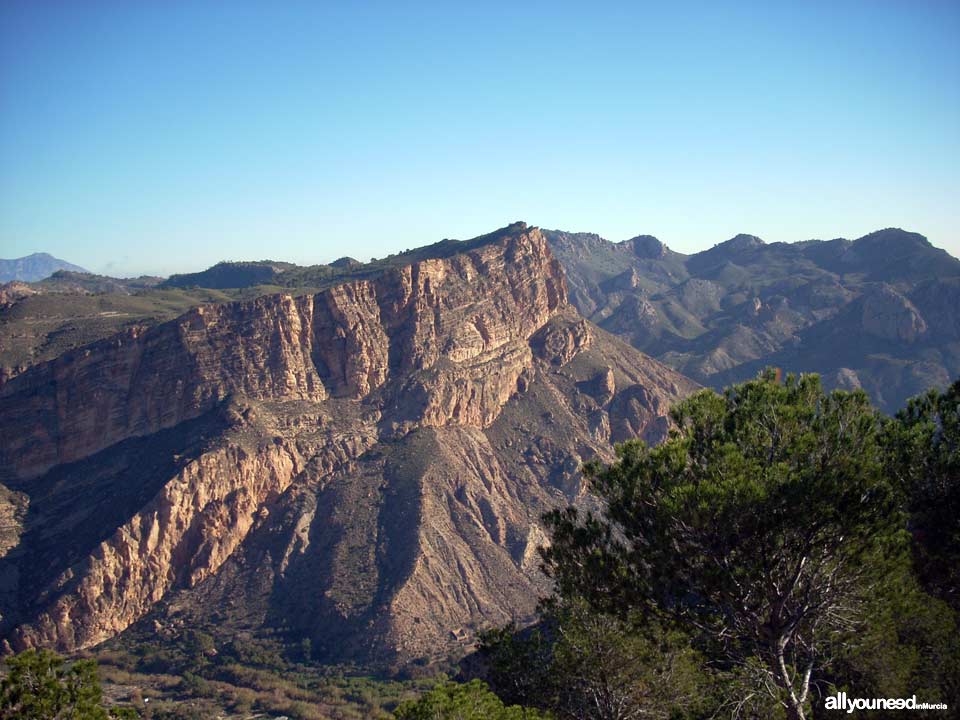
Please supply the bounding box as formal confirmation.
[0,224,695,666]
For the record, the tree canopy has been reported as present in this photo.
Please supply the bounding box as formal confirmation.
[883,378,960,609]
[0,649,135,720]
[393,678,547,720]
[540,372,907,720]
[479,601,706,720]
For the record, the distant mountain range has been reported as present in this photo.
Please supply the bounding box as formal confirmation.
[545,227,960,413]
[2,226,957,412]
[0,252,87,283]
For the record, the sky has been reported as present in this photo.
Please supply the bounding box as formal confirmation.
[1,1,958,277]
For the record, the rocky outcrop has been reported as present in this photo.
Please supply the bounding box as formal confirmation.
[609,384,671,444]
[0,224,694,665]
[0,282,36,308]
[628,235,668,259]
[602,268,642,292]
[833,368,863,391]
[531,315,593,366]
[10,435,305,651]
[388,341,533,433]
[0,485,26,559]
[861,286,927,343]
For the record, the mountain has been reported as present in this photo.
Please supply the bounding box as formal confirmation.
[0,223,696,670]
[545,227,960,413]
[0,230,592,377]
[27,270,164,295]
[4,226,955,415]
[0,253,88,283]
[162,261,297,289]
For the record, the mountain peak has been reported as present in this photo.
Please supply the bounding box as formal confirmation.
[0,252,88,283]
[719,233,765,251]
[329,256,361,269]
[852,227,931,251]
[841,228,960,280]
[626,234,668,259]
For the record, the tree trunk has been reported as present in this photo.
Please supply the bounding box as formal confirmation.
[785,703,806,720]
[774,648,807,720]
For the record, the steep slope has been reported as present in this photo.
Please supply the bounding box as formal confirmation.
[0,253,88,283]
[0,224,696,669]
[546,228,960,413]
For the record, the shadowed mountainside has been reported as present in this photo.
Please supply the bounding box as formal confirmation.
[545,227,960,413]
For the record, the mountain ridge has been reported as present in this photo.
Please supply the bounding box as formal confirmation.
[4,223,954,413]
[544,226,960,413]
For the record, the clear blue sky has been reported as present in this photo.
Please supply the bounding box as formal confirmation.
[1,1,958,276]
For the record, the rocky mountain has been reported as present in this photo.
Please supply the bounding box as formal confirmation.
[0,236,590,379]
[0,223,696,670]
[546,227,960,413]
[0,253,88,283]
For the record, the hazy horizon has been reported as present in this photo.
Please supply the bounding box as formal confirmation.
[4,221,958,280]
[2,1,958,276]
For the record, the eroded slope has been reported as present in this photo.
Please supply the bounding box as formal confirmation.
[0,225,695,666]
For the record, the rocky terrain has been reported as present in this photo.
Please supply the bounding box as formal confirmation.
[0,224,695,669]
[545,227,960,413]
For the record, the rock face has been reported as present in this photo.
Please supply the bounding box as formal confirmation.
[0,282,36,307]
[0,295,326,481]
[0,228,563,483]
[860,286,927,343]
[0,224,695,667]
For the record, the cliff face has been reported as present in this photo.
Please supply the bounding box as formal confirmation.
[0,294,325,481]
[0,224,695,666]
[10,437,307,651]
[0,226,563,482]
